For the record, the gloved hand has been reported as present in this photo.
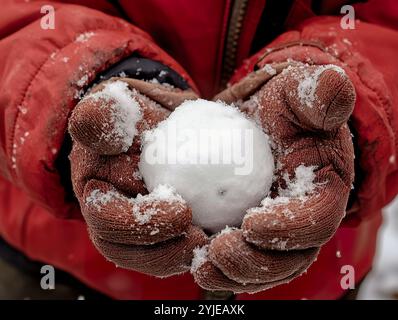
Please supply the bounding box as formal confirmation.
[192,61,356,293]
[68,77,208,277]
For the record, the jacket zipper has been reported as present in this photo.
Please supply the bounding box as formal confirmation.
[220,0,249,87]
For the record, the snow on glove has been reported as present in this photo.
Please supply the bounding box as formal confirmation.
[192,61,355,293]
[69,77,208,277]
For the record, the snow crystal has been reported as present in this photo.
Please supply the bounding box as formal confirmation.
[159,70,168,77]
[247,165,318,215]
[279,164,318,198]
[133,184,185,206]
[132,170,142,180]
[218,226,236,236]
[270,237,279,244]
[76,74,89,87]
[389,155,396,164]
[135,68,142,75]
[84,80,142,152]
[132,205,158,225]
[147,78,174,88]
[326,44,340,57]
[297,64,346,108]
[85,189,122,210]
[18,105,27,115]
[336,250,342,258]
[11,141,19,169]
[74,88,85,100]
[132,184,185,225]
[342,38,352,46]
[274,239,288,250]
[191,245,209,272]
[149,78,160,84]
[149,184,184,202]
[282,208,295,220]
[62,57,70,63]
[75,32,95,43]
[262,64,277,75]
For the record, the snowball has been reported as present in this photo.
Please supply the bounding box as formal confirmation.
[139,99,274,233]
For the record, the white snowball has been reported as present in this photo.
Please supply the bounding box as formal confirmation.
[139,99,274,233]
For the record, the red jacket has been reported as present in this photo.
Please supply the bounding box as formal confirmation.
[0,0,397,299]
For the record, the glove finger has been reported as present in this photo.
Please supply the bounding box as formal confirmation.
[91,225,208,277]
[213,62,290,104]
[69,79,170,155]
[208,230,318,284]
[118,77,199,110]
[280,63,355,131]
[82,179,192,245]
[243,167,350,250]
[193,261,269,294]
[193,251,317,294]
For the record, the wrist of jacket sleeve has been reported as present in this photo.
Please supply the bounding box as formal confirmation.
[0,3,196,219]
[98,56,190,90]
[229,16,398,220]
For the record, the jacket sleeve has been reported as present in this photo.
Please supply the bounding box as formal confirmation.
[0,0,194,218]
[231,15,398,219]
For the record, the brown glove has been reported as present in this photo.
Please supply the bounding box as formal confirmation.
[69,77,208,277]
[192,62,355,293]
